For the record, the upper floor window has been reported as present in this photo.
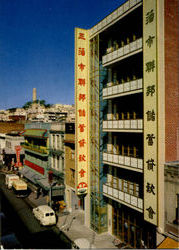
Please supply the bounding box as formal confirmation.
[71,149,75,160]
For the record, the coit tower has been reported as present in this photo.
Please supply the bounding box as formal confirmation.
[33,88,37,102]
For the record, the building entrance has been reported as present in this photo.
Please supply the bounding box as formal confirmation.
[112,202,156,248]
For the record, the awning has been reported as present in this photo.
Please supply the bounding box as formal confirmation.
[21,129,48,138]
[157,237,179,249]
[19,167,42,184]
[36,178,65,193]
[19,167,29,176]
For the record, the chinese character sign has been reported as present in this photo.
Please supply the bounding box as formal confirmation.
[75,28,89,195]
[143,0,158,226]
[15,145,22,167]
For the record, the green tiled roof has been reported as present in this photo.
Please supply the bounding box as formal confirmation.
[22,129,48,138]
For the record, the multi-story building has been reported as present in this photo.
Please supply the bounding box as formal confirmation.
[0,122,25,165]
[20,122,65,201]
[4,132,24,167]
[49,123,65,184]
[64,122,80,211]
[75,0,178,248]
[164,162,179,239]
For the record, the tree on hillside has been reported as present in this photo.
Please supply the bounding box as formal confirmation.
[22,100,52,109]
[8,108,17,112]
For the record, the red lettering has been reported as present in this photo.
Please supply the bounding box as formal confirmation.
[79,94,86,102]
[79,169,86,178]
[78,109,86,117]
[78,48,85,56]
[79,154,86,162]
[78,78,85,86]
[78,63,85,71]
[78,139,86,147]
[78,124,85,132]
[78,33,86,40]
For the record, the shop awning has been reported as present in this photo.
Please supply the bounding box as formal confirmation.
[19,167,42,184]
[19,167,29,176]
[36,178,65,193]
[157,237,178,249]
[21,129,48,138]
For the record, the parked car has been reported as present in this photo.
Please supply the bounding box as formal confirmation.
[32,205,56,226]
[72,238,96,249]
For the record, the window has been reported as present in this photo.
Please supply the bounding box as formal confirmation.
[57,156,59,170]
[124,180,128,193]
[57,135,60,149]
[70,168,75,183]
[71,149,75,160]
[53,135,55,148]
[129,182,134,195]
[53,155,55,169]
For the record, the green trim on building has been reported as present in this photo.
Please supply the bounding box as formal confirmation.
[22,129,48,138]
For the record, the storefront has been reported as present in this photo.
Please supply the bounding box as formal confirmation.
[112,201,156,248]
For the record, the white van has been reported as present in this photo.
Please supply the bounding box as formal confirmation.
[32,205,56,226]
[5,174,19,189]
[72,238,96,249]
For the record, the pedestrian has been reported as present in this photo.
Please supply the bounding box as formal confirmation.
[36,187,41,199]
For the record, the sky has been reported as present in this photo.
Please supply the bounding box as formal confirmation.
[0,0,126,110]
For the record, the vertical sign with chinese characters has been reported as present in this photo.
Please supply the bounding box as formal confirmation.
[75,28,89,195]
[143,1,158,225]
[15,145,22,167]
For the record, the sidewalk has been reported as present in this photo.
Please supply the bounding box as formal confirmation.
[56,209,118,249]
[1,168,118,249]
[28,192,118,248]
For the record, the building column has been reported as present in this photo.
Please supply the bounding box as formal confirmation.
[107,68,112,86]
[108,199,113,235]
[113,135,118,154]
[107,132,113,153]
[107,100,113,121]
[157,0,165,245]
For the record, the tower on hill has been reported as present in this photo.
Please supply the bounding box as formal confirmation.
[33,88,37,102]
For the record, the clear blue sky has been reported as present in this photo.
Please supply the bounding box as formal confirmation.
[0,0,126,110]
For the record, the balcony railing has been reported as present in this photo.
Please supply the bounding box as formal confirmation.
[103,119,143,132]
[103,151,143,172]
[49,147,64,156]
[102,38,142,66]
[103,78,142,99]
[103,183,143,212]
[22,143,48,155]
[89,0,142,38]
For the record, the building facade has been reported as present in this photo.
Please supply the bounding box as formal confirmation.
[75,0,179,248]
[64,123,80,211]
[49,123,65,187]
[21,122,65,201]
[164,162,179,240]
[0,122,25,166]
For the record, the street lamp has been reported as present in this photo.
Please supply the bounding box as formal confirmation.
[49,181,57,208]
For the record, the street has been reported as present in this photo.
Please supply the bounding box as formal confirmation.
[0,172,72,249]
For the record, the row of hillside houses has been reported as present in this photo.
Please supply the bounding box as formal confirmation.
[0,104,75,123]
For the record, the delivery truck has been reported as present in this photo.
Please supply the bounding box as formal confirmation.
[12,179,28,198]
[5,174,19,189]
